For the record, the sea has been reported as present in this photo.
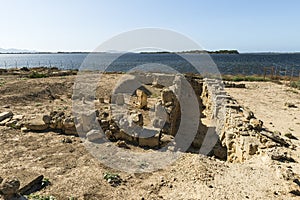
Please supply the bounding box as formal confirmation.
[0,53,300,76]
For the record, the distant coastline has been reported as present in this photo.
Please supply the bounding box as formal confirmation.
[1,50,300,55]
[0,49,239,54]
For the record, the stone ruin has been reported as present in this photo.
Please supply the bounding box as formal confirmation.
[71,72,294,162]
[0,72,294,163]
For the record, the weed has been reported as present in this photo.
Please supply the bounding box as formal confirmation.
[42,178,51,185]
[103,172,122,186]
[0,81,6,87]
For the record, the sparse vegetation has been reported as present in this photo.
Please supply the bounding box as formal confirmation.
[28,71,47,78]
[0,79,6,87]
[290,80,300,90]
[285,89,299,94]
[103,172,122,186]
[26,194,56,200]
[42,177,51,185]
[222,75,270,82]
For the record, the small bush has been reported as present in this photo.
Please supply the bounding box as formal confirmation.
[290,80,300,89]
[28,72,47,78]
[103,172,122,186]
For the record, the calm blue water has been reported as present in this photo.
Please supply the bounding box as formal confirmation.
[0,53,299,76]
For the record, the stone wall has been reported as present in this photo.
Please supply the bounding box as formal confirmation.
[201,78,291,162]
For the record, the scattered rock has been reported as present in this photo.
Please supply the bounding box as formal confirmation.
[285,102,297,108]
[0,118,12,126]
[129,112,143,126]
[19,175,44,195]
[5,120,18,128]
[260,131,290,147]
[284,133,298,140]
[62,117,77,135]
[42,115,52,124]
[0,111,13,122]
[20,127,29,133]
[270,151,296,163]
[61,138,73,143]
[25,116,48,131]
[116,140,130,149]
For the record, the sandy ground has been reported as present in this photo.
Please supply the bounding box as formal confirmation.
[226,81,300,139]
[0,75,299,200]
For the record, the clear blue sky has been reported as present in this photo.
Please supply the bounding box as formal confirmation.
[0,0,299,52]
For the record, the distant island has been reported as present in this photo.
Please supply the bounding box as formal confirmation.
[0,49,239,54]
[140,50,240,54]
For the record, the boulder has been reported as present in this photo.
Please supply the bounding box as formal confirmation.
[0,111,13,122]
[24,116,48,131]
[136,89,147,109]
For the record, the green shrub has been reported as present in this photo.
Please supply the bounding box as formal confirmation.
[28,71,47,78]
[290,80,300,89]
[103,172,122,186]
[26,194,56,200]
